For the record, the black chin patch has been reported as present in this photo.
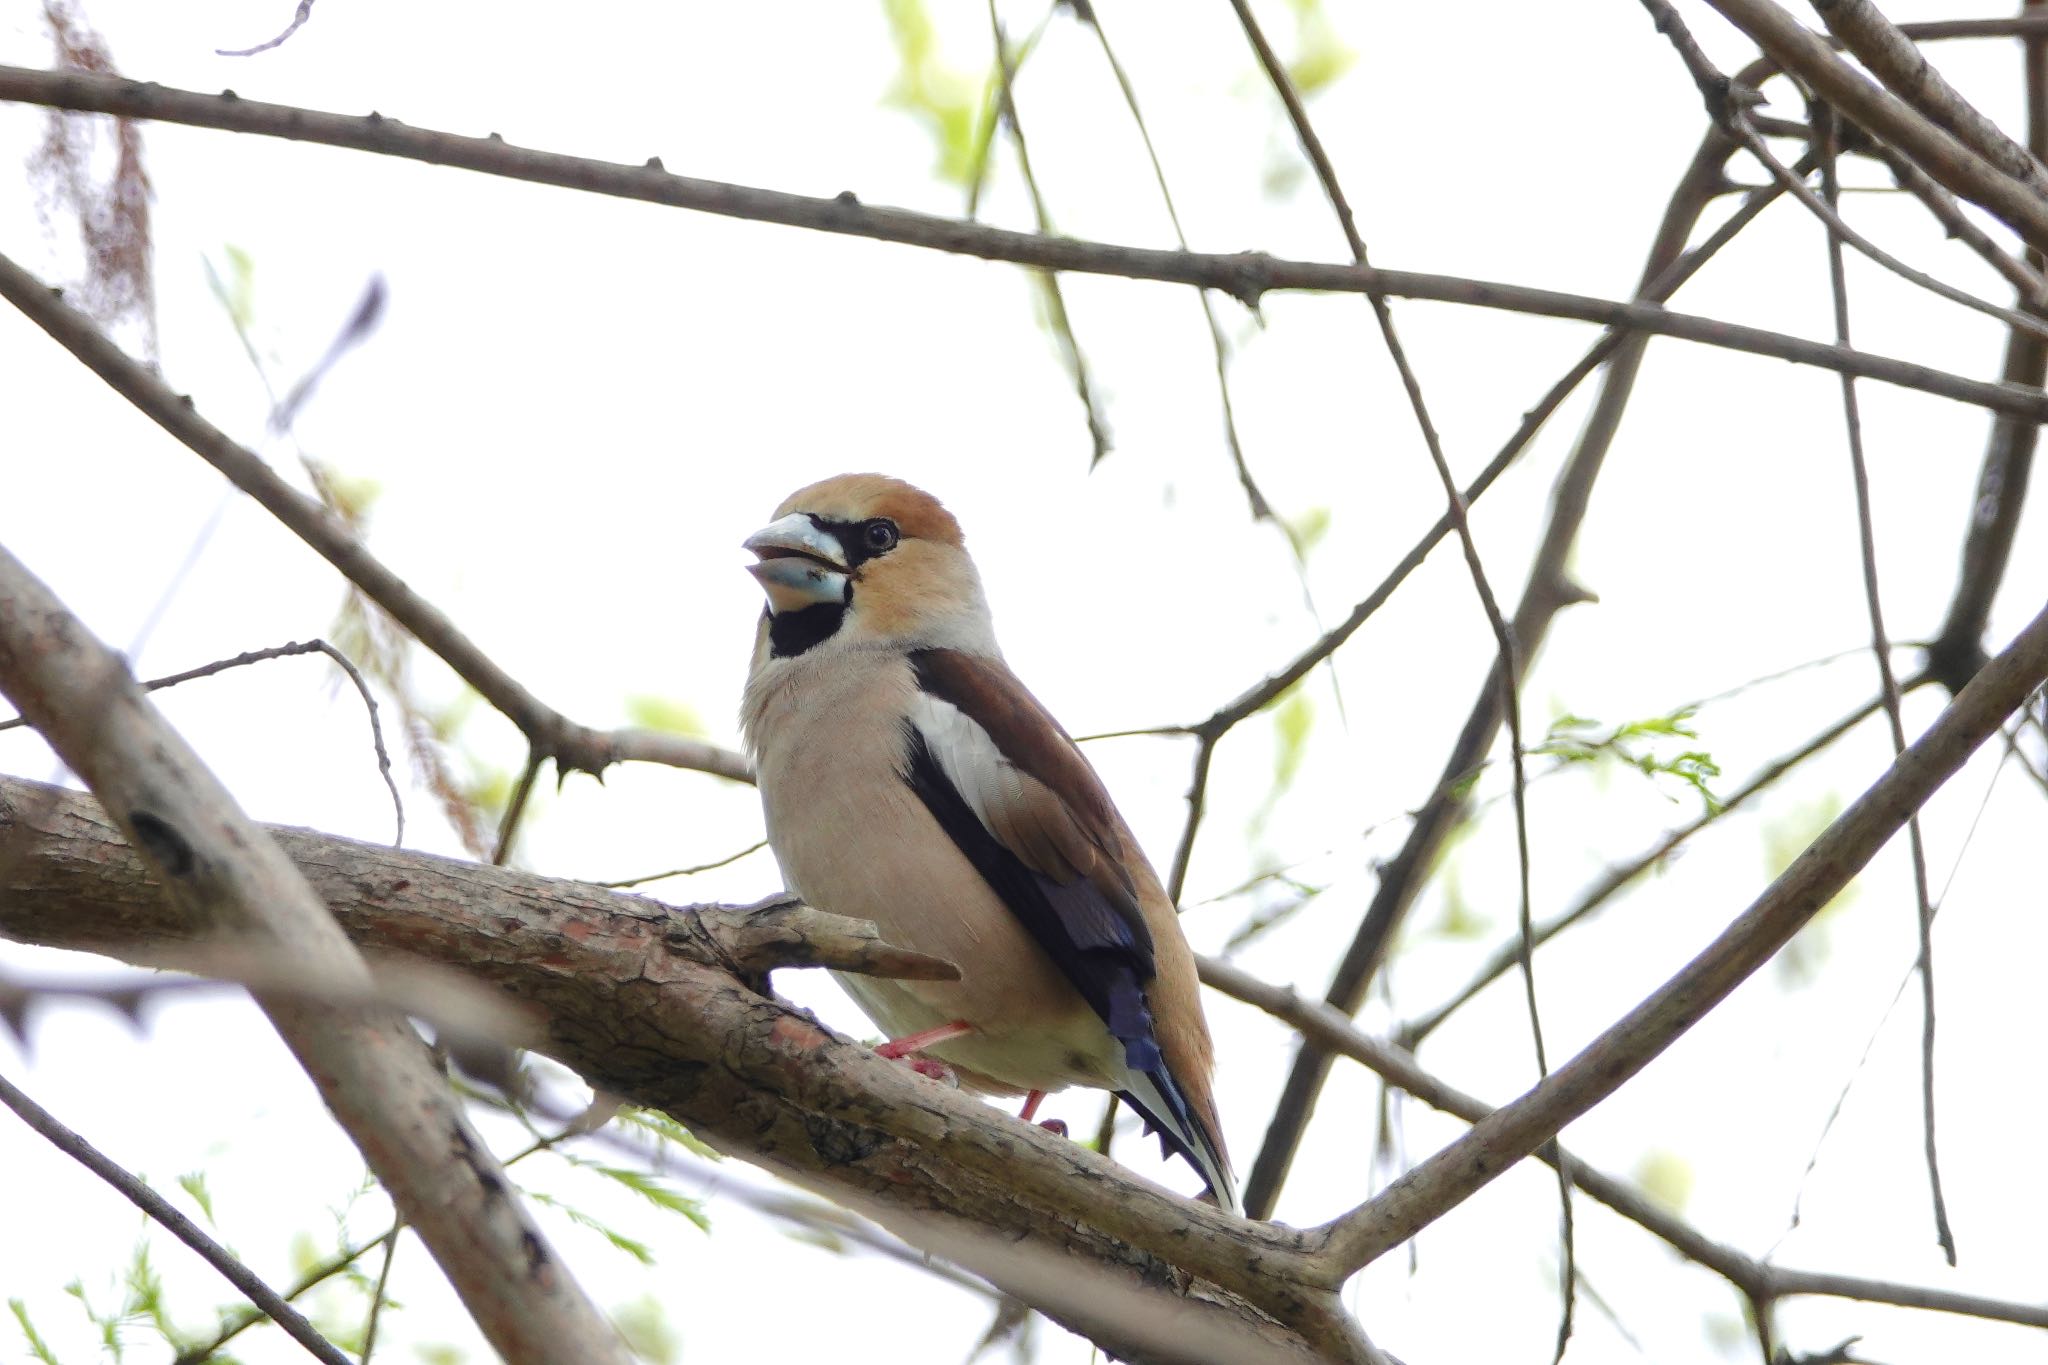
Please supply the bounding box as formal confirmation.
[767,599,848,658]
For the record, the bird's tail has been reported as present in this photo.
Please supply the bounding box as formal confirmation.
[1119,1067,1239,1216]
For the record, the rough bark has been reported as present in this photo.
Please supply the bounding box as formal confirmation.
[0,774,1358,1364]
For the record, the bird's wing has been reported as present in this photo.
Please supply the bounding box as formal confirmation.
[899,647,1235,1211]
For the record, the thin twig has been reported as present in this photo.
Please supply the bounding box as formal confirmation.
[0,1069,354,1365]
[1166,730,1216,903]
[1223,1,1566,1344]
[1075,0,1341,719]
[1241,122,1777,1219]
[1862,139,2048,307]
[1701,0,2048,250]
[0,547,630,1363]
[984,1,1111,464]
[1813,99,1954,1264]
[1811,0,2048,198]
[215,0,317,57]
[597,838,768,888]
[1776,717,2017,1257]
[358,1219,402,1364]
[1641,0,2048,341]
[0,638,403,844]
[0,247,754,788]
[493,749,544,866]
[1927,4,2048,696]
[1075,0,1273,526]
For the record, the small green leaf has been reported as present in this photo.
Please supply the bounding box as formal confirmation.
[1271,691,1314,794]
[613,1294,682,1365]
[781,1226,847,1254]
[879,0,991,188]
[528,1193,657,1265]
[1283,0,1356,95]
[1632,1149,1694,1213]
[624,696,705,737]
[10,1298,63,1365]
[562,1159,711,1233]
[1286,506,1332,557]
[1768,794,1855,986]
[615,1107,722,1161]
[177,1171,217,1227]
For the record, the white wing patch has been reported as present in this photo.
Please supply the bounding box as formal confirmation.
[904,690,1023,845]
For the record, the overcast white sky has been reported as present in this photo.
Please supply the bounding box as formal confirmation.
[3,2,2047,1362]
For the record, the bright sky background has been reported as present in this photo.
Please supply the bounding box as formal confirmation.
[3,1,2047,1362]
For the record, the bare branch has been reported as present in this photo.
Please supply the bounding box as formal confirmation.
[0,247,753,787]
[0,548,633,1362]
[0,72,2044,416]
[0,1070,354,1365]
[1701,0,2048,251]
[1640,0,2048,345]
[1928,7,2048,695]
[1244,124,1754,1218]
[1810,0,2048,195]
[1227,0,1566,1345]
[984,3,1111,465]
[1813,101,1953,1264]
[1316,589,2048,1275]
[0,637,404,844]
[215,0,317,57]
[1197,956,2048,1331]
[0,772,1357,1360]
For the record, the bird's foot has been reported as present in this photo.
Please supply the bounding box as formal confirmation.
[875,1020,971,1088]
[1037,1118,1069,1138]
[875,1019,973,1059]
[904,1055,959,1087]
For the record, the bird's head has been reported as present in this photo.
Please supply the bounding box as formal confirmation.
[745,474,996,659]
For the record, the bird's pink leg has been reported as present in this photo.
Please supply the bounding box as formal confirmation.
[874,1019,973,1059]
[874,1020,972,1084]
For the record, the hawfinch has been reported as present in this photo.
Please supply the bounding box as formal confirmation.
[740,474,1237,1212]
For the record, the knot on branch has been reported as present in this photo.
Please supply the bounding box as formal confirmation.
[1218,251,1276,311]
[525,716,635,783]
[1703,75,1767,131]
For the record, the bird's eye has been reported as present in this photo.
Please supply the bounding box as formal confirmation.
[863,520,900,553]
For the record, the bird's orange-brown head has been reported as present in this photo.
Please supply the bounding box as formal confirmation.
[744,474,996,660]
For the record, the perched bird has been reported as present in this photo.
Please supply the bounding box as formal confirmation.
[740,473,1237,1212]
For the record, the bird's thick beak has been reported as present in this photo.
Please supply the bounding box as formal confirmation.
[744,514,850,614]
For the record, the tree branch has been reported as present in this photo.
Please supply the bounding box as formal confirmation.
[1315,588,2048,1275]
[1699,0,2048,251]
[0,247,752,787]
[1242,122,1746,1218]
[0,1070,354,1365]
[1,71,2045,416]
[0,772,1359,1362]
[1809,0,2048,199]
[1226,0,1567,1346]
[1197,957,2048,1332]
[1928,3,2048,694]
[1397,689,1890,1049]
[0,547,634,1364]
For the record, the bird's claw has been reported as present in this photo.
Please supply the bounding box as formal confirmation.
[904,1055,959,1087]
